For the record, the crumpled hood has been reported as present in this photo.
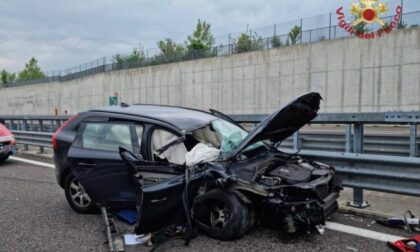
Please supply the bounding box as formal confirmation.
[226,92,322,160]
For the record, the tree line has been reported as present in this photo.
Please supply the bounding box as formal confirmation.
[114,19,217,66]
[1,57,46,85]
[114,20,303,66]
[1,20,303,85]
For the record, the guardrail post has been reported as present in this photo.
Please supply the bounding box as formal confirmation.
[353,123,363,153]
[38,119,44,154]
[345,124,352,153]
[410,123,417,157]
[56,119,61,132]
[348,122,371,208]
[22,119,29,151]
[50,120,54,132]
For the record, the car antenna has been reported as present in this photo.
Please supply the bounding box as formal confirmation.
[120,102,129,108]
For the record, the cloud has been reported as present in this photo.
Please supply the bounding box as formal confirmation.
[0,0,418,72]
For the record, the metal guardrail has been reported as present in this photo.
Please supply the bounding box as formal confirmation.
[0,112,419,208]
[231,112,420,157]
[0,116,69,153]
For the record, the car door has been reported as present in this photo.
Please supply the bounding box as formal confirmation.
[67,121,141,205]
[135,126,193,232]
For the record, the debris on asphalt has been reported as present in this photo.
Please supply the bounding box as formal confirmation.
[345,245,358,252]
[367,220,376,228]
[377,211,420,234]
[349,216,364,223]
[387,234,420,252]
[123,233,152,245]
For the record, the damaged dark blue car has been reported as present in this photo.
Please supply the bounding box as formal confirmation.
[54,92,342,241]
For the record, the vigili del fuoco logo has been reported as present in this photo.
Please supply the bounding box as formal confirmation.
[336,0,402,39]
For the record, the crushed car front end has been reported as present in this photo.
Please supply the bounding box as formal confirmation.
[226,151,342,233]
[189,92,341,235]
[258,168,341,233]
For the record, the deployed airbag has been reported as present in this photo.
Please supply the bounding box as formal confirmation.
[151,129,187,165]
[185,143,220,167]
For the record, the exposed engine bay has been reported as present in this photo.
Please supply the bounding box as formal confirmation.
[224,151,341,233]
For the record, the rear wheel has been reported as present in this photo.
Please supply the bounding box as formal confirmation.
[0,154,9,163]
[193,189,251,240]
[64,173,96,213]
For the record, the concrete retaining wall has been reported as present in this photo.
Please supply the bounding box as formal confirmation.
[1,28,419,115]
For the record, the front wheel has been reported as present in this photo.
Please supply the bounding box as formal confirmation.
[64,173,96,213]
[192,189,251,240]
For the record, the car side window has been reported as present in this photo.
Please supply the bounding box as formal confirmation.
[81,123,134,152]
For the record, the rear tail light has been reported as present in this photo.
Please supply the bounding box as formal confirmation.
[52,114,79,150]
[10,136,16,146]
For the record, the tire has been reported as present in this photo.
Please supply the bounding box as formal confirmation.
[64,173,97,214]
[192,188,250,240]
[0,154,9,163]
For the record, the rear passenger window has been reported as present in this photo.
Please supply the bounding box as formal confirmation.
[81,123,133,152]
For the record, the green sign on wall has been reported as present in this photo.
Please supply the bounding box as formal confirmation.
[109,96,118,106]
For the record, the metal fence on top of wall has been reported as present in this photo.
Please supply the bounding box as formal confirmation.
[2,0,419,87]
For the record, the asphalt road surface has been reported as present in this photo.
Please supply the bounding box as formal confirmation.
[0,156,410,252]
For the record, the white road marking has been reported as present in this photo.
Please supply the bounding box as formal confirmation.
[10,156,55,169]
[325,221,405,242]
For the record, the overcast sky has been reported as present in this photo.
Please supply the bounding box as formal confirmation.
[1,0,418,73]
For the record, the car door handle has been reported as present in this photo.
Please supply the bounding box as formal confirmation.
[78,162,97,167]
[150,197,167,203]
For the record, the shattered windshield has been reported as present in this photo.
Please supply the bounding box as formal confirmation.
[188,119,265,157]
[209,119,264,154]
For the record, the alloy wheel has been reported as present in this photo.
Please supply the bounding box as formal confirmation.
[69,179,91,208]
[210,202,230,229]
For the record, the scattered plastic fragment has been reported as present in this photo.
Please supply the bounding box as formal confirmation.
[116,209,137,225]
[124,233,152,245]
[345,246,358,252]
